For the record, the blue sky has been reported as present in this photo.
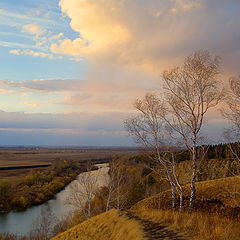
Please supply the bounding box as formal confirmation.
[0,0,239,145]
[0,0,87,81]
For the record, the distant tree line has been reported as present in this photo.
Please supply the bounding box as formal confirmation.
[175,142,240,162]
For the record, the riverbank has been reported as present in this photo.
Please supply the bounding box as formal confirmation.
[0,163,110,237]
[0,159,103,213]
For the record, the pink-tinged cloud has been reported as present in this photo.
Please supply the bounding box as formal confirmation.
[0,110,133,145]
[10,49,59,59]
[0,110,228,145]
[0,66,158,112]
[22,23,45,38]
[23,102,39,108]
[48,0,240,75]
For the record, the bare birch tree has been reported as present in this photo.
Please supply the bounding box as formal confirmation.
[105,158,129,211]
[29,205,56,240]
[169,152,183,210]
[66,162,98,219]
[113,160,127,210]
[162,50,224,212]
[221,76,240,206]
[125,93,182,209]
[105,176,114,211]
[222,76,240,152]
[104,161,115,211]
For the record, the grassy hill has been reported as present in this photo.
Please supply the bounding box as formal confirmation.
[51,176,240,240]
[51,209,144,240]
[131,176,240,239]
[133,176,240,218]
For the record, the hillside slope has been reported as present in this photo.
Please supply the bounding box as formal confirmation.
[51,177,240,240]
[51,209,144,240]
[131,176,240,240]
[133,176,240,218]
[51,209,185,240]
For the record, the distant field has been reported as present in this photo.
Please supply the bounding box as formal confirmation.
[0,147,137,181]
[0,147,137,167]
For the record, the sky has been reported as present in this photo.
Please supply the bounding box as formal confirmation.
[0,0,239,146]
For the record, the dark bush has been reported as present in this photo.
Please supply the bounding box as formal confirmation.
[141,167,152,176]
[147,175,156,185]
[0,180,11,199]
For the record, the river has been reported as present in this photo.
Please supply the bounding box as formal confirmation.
[0,163,109,236]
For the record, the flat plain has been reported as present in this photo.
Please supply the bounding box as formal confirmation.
[0,147,137,181]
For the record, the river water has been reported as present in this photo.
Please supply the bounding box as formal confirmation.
[0,163,109,236]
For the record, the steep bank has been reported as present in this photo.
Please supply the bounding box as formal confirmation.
[51,209,144,240]
[51,209,185,240]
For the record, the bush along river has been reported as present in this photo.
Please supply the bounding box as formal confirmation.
[0,163,109,236]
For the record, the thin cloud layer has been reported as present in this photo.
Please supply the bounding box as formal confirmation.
[10,49,58,59]
[0,66,158,112]
[0,110,132,145]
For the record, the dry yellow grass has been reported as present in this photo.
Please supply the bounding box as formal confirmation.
[131,176,240,240]
[51,209,145,240]
[133,176,240,218]
[132,207,240,240]
[51,174,240,240]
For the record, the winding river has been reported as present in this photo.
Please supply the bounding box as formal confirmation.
[0,163,109,236]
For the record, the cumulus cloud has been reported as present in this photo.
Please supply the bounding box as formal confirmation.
[20,23,61,56]
[22,23,45,38]
[1,10,66,60]
[51,38,88,56]
[48,0,240,74]
[49,32,64,41]
[9,49,20,55]
[51,0,203,67]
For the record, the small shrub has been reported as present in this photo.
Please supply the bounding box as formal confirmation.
[0,180,11,199]
[147,175,156,185]
[141,168,152,177]
[11,196,28,209]
[25,174,35,186]
[126,183,146,207]
[35,193,45,204]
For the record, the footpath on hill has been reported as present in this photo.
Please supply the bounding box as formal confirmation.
[123,211,185,240]
[51,209,186,240]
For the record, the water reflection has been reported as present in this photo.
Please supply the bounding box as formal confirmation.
[0,163,109,236]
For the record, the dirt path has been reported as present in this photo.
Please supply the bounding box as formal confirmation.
[124,211,185,240]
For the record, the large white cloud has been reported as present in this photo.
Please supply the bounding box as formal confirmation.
[49,0,240,74]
